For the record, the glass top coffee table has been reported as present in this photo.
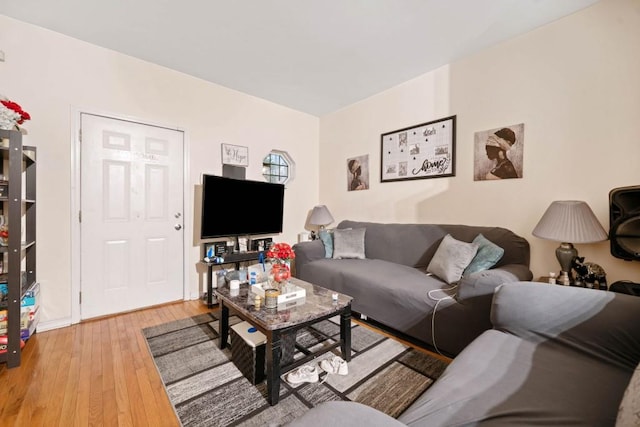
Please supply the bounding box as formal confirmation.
[216,277,353,405]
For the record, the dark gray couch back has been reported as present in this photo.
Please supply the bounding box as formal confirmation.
[338,220,530,269]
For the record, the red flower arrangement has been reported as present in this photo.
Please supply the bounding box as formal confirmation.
[266,242,295,262]
[266,242,295,283]
[1,100,30,124]
[0,95,31,131]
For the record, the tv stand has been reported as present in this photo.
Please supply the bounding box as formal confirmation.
[201,250,265,308]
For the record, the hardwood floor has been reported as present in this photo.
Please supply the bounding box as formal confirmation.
[0,300,210,427]
[0,300,450,426]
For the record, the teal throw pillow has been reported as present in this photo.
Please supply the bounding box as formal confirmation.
[319,229,334,258]
[463,234,504,275]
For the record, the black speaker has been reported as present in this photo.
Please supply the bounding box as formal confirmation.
[609,185,640,261]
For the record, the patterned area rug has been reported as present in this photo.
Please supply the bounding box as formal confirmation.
[143,312,449,427]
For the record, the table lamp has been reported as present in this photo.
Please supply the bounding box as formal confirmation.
[309,205,334,240]
[532,200,607,285]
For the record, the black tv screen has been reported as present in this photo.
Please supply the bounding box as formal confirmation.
[200,175,285,239]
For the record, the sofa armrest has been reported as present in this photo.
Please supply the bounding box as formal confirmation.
[491,281,640,369]
[292,240,326,276]
[456,264,533,302]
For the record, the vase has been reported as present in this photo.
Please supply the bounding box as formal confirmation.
[269,261,291,290]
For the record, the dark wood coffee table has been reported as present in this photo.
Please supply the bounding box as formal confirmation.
[216,277,353,405]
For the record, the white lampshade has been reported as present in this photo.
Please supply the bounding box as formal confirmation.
[532,200,607,243]
[309,205,334,227]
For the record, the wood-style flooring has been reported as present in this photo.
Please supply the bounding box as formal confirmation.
[0,299,449,426]
[0,300,209,426]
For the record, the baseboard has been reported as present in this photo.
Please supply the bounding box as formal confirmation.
[37,317,73,332]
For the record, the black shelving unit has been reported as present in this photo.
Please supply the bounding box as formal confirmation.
[201,251,264,308]
[0,129,37,368]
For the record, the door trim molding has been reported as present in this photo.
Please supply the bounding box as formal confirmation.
[70,107,190,324]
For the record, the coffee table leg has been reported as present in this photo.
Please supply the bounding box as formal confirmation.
[220,303,229,350]
[340,306,352,362]
[266,331,282,405]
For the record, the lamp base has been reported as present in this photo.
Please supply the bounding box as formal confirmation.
[556,242,578,285]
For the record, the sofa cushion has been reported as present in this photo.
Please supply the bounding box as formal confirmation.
[427,234,478,284]
[319,229,334,258]
[399,328,630,426]
[333,228,366,259]
[463,233,504,275]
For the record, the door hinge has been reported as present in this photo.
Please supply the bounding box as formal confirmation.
[79,211,82,223]
[79,128,82,142]
[79,291,82,304]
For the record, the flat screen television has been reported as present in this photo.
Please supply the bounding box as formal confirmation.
[200,174,285,239]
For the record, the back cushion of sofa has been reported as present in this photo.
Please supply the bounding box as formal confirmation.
[337,220,530,269]
[338,220,446,268]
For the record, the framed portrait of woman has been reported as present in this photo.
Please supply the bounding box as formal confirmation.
[347,154,369,191]
[473,123,524,181]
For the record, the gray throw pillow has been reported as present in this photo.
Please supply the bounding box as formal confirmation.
[427,234,479,284]
[332,228,366,259]
[463,233,505,275]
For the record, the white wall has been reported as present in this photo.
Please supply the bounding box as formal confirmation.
[319,0,640,284]
[0,15,319,328]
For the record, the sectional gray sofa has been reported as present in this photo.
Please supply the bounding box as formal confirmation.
[288,282,640,426]
[293,220,533,356]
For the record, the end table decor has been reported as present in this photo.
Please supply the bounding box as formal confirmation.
[266,242,295,289]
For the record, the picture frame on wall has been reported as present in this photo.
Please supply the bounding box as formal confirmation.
[473,123,524,181]
[221,143,249,167]
[347,154,370,191]
[380,115,456,183]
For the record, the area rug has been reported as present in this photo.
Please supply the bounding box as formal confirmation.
[142,312,449,427]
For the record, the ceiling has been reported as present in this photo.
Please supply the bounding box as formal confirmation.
[1,0,599,116]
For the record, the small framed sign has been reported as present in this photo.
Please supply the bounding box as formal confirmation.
[381,115,456,182]
[221,143,249,167]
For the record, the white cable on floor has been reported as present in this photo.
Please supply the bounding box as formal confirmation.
[427,285,458,356]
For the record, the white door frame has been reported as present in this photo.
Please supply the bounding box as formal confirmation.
[70,107,191,324]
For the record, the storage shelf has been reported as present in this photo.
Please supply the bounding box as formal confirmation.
[0,129,37,368]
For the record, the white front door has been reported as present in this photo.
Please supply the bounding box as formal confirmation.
[80,113,184,319]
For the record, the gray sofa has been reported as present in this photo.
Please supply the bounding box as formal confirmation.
[293,220,532,356]
[288,282,640,426]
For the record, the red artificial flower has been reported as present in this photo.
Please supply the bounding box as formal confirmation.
[266,242,295,260]
[1,99,31,124]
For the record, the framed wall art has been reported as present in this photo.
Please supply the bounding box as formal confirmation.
[346,154,369,191]
[473,123,524,181]
[380,115,456,183]
[221,143,249,167]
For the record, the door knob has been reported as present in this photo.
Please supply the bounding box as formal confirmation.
[175,224,182,230]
